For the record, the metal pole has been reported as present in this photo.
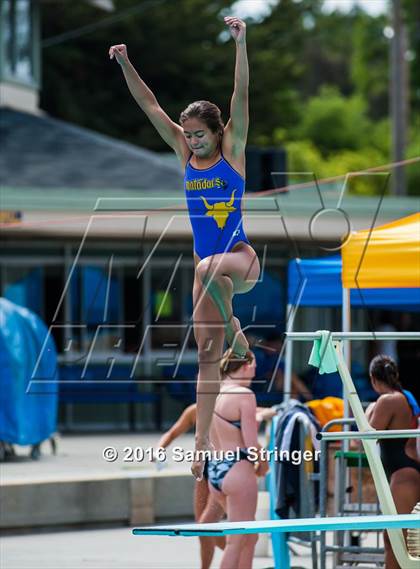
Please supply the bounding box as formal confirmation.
[342,288,351,453]
[342,288,351,368]
[390,0,408,196]
[283,303,294,403]
[318,429,420,441]
[286,331,420,341]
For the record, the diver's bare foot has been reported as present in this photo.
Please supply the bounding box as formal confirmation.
[191,437,211,481]
[226,316,249,357]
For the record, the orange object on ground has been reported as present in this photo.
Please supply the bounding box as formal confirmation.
[307,396,344,430]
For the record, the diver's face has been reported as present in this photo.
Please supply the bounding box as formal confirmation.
[182,118,220,158]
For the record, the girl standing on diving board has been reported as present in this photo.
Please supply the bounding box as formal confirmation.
[109,16,260,481]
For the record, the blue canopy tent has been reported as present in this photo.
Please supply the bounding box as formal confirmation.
[287,255,420,310]
[284,255,420,400]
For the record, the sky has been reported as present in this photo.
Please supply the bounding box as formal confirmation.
[232,0,388,19]
[323,0,387,15]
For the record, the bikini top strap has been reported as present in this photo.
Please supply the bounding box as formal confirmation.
[213,410,241,428]
[213,410,231,424]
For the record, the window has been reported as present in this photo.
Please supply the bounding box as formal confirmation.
[1,264,65,351]
[3,266,43,314]
[70,265,122,353]
[1,0,36,84]
[150,265,183,349]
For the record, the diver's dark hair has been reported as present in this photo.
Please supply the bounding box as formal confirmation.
[220,348,254,377]
[179,100,224,136]
[369,354,402,391]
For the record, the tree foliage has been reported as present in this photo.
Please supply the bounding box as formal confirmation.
[296,86,371,154]
[41,0,234,150]
[350,11,389,118]
[402,0,420,116]
[40,0,419,195]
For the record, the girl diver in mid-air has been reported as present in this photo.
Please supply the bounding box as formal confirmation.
[110,16,259,480]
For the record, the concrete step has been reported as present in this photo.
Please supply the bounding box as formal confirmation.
[1,471,194,530]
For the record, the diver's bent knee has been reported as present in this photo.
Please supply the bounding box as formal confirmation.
[196,260,231,287]
[196,258,214,282]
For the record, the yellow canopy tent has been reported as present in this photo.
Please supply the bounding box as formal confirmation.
[339,212,420,425]
[339,214,420,567]
[342,213,420,289]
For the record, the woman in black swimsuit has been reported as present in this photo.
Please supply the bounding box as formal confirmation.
[366,355,420,569]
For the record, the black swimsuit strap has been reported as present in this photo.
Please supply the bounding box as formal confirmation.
[185,153,193,167]
[213,410,241,428]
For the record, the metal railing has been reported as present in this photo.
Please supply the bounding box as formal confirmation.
[286,331,420,341]
[318,429,420,441]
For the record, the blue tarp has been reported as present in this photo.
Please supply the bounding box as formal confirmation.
[0,298,58,445]
[288,256,420,309]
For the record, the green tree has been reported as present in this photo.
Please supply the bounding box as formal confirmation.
[351,11,389,118]
[284,88,397,195]
[402,0,420,117]
[245,0,322,145]
[41,0,321,150]
[296,86,371,154]
[41,0,234,150]
[39,0,419,196]
[300,8,355,99]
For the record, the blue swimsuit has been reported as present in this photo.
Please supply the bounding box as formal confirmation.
[207,411,250,491]
[184,154,250,260]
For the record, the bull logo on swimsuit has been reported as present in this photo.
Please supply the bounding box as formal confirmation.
[201,191,236,229]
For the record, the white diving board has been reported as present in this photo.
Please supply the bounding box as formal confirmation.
[133,513,420,537]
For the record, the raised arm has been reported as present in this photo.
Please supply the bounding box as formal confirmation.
[156,404,196,450]
[223,17,249,158]
[109,44,188,162]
